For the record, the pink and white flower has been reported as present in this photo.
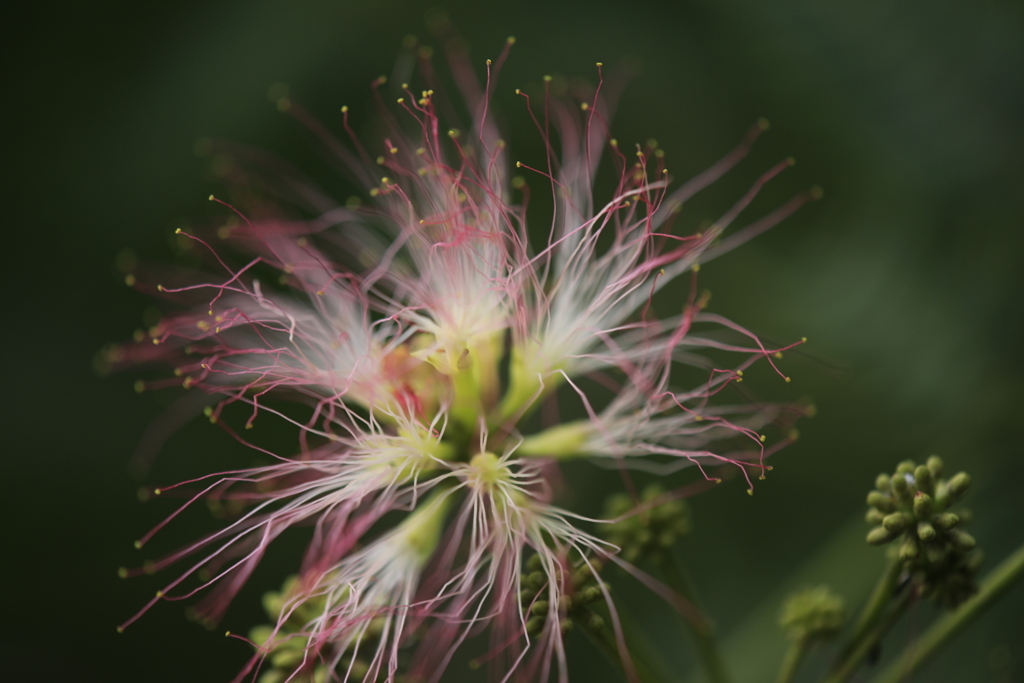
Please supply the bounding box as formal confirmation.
[111,36,813,682]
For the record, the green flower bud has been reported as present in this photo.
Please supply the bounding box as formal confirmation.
[577,586,602,604]
[530,600,549,616]
[896,460,917,475]
[271,646,308,669]
[947,472,971,499]
[899,536,919,561]
[882,512,911,533]
[778,586,847,642]
[891,474,909,494]
[926,455,944,479]
[967,551,985,573]
[925,541,946,564]
[559,618,574,633]
[866,508,886,525]
[867,526,895,545]
[949,530,976,552]
[875,473,892,492]
[932,512,960,531]
[914,465,934,496]
[916,521,936,541]
[585,614,605,632]
[867,491,896,512]
[913,493,934,518]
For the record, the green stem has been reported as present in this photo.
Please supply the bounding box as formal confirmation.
[657,552,732,683]
[869,542,1024,683]
[842,555,902,662]
[776,637,808,683]
[824,589,914,683]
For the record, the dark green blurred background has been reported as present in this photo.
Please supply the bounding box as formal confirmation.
[4,1,1023,681]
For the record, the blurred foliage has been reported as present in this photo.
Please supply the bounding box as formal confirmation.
[3,0,1022,681]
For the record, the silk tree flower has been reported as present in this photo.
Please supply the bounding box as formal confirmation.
[109,36,814,683]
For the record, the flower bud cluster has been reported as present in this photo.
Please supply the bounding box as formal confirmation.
[778,585,846,643]
[249,576,335,683]
[601,484,692,564]
[519,554,607,636]
[865,456,980,607]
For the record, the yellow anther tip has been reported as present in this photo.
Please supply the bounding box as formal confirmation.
[784,376,792,383]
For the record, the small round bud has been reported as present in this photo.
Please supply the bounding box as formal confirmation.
[867,491,895,512]
[891,474,909,495]
[875,473,892,492]
[896,460,917,475]
[916,521,936,541]
[867,526,895,545]
[882,512,911,533]
[899,536,919,561]
[932,512,960,531]
[914,465,934,496]
[925,541,946,564]
[949,530,976,552]
[913,493,934,518]
[926,455,944,479]
[586,614,605,632]
[865,509,886,525]
[967,551,985,573]
[947,472,971,499]
[778,586,846,642]
[530,600,549,616]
